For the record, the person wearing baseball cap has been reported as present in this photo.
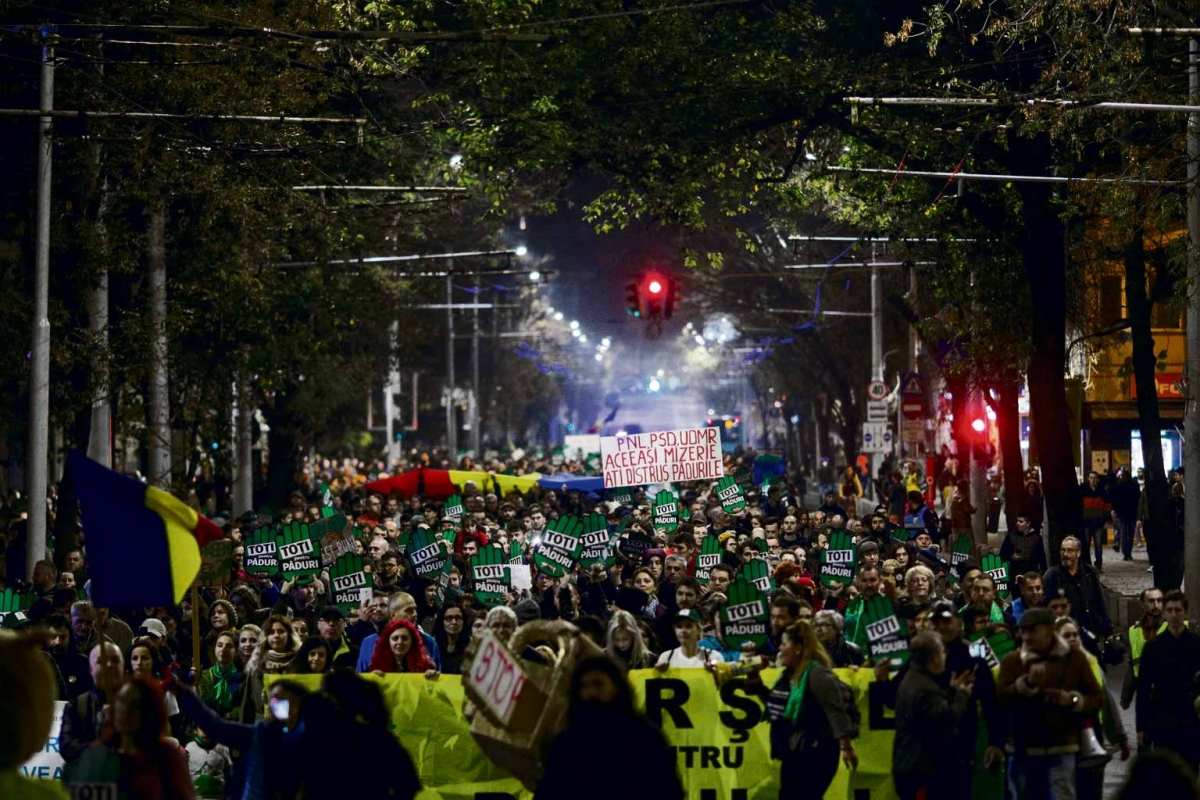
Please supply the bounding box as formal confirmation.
[317,606,358,670]
[654,609,724,671]
[138,618,169,644]
[923,602,1006,795]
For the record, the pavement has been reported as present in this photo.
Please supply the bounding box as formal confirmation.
[1094,535,1153,799]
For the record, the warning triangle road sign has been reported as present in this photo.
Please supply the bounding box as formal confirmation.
[900,372,922,397]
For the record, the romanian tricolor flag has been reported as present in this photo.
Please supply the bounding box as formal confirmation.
[70,451,224,607]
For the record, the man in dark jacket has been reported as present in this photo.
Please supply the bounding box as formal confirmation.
[41,613,92,700]
[1110,466,1141,561]
[1079,471,1110,569]
[1137,590,1200,770]
[893,631,976,800]
[1043,536,1112,637]
[999,513,1047,576]
[59,641,124,765]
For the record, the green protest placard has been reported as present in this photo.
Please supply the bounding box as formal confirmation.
[981,553,1012,600]
[612,488,634,506]
[617,529,656,561]
[819,530,857,588]
[319,481,336,519]
[861,595,909,670]
[471,546,511,608]
[719,579,770,650]
[244,526,279,577]
[715,476,746,514]
[314,513,357,565]
[577,512,616,570]
[408,528,449,582]
[508,539,525,565]
[969,628,1017,670]
[740,558,775,594]
[198,540,234,587]
[695,535,723,585]
[276,521,322,584]
[950,536,972,567]
[533,515,584,579]
[732,466,753,492]
[330,553,370,615]
[442,495,464,524]
[0,588,34,627]
[652,490,679,535]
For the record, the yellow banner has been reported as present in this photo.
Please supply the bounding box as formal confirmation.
[268,668,899,800]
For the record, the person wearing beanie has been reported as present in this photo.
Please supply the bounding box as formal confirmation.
[514,598,541,626]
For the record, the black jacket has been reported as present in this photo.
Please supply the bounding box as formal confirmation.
[1043,563,1112,637]
[535,708,683,800]
[59,689,107,765]
[1137,627,1200,737]
[758,664,856,762]
[893,665,971,778]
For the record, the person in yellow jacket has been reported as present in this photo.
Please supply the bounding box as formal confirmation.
[1057,617,1131,800]
[1122,587,1168,710]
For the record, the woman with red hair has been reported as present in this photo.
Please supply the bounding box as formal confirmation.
[369,619,439,678]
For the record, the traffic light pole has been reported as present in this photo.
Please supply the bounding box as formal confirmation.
[445,273,457,457]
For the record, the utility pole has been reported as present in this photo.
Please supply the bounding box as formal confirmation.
[384,321,402,466]
[146,200,171,487]
[26,44,53,578]
[231,379,253,517]
[1187,35,1200,613]
[870,245,883,501]
[471,273,482,457]
[445,273,457,457]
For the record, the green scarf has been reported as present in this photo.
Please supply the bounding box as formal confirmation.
[783,663,814,722]
[209,664,240,711]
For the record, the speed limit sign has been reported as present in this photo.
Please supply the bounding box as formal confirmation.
[867,380,887,401]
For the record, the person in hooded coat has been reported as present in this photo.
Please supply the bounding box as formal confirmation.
[535,656,683,800]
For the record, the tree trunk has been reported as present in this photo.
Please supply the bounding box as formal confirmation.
[232,377,254,517]
[266,390,300,511]
[1018,180,1080,563]
[146,199,171,488]
[996,376,1028,532]
[1123,218,1181,588]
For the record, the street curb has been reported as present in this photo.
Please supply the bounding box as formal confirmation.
[1101,578,1143,635]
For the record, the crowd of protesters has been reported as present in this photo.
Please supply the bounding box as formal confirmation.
[1,447,1198,800]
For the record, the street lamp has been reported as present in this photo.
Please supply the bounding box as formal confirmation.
[554,312,564,321]
[569,320,580,330]
[529,270,541,282]
[515,245,528,257]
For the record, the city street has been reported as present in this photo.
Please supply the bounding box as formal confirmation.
[1,3,1198,799]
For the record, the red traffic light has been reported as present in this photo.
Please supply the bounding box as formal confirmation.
[647,279,663,295]
[970,418,987,434]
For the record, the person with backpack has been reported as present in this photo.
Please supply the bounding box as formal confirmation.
[746,621,859,798]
